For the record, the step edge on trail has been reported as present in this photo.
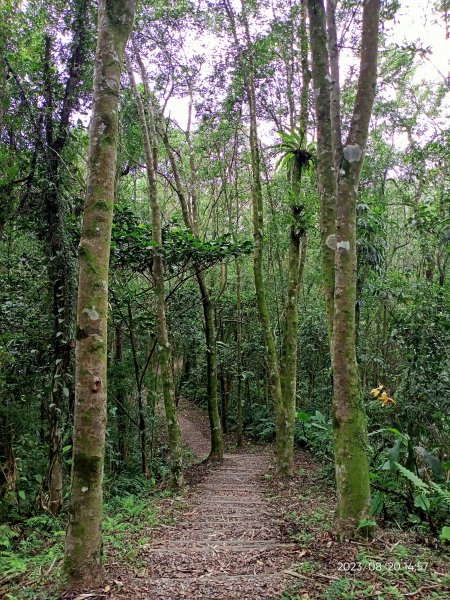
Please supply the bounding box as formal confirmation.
[142,542,298,553]
[131,399,298,599]
[149,573,284,583]
[149,538,283,546]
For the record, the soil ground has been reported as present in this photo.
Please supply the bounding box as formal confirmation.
[109,399,300,599]
[56,399,449,600]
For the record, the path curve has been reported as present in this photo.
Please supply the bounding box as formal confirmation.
[123,400,298,599]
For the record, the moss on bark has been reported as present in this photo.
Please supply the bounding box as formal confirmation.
[307,0,380,536]
[126,54,184,486]
[63,0,136,586]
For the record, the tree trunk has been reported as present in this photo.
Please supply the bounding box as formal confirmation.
[279,13,310,475]
[199,274,224,459]
[64,0,136,585]
[126,54,183,487]
[236,260,243,446]
[279,162,305,476]
[307,0,380,535]
[223,0,287,473]
[307,0,337,343]
[42,3,88,514]
[332,0,380,534]
[114,324,128,468]
[41,2,90,515]
[132,41,223,460]
[126,300,150,478]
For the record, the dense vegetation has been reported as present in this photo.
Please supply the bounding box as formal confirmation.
[0,0,449,596]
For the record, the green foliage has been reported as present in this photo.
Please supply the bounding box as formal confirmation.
[245,405,276,442]
[440,526,450,542]
[273,128,316,175]
[367,426,450,533]
[1,483,172,598]
[111,207,253,273]
[295,410,334,466]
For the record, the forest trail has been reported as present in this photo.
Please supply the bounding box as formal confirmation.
[121,399,298,599]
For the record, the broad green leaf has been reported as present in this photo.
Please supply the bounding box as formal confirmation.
[371,492,384,516]
[414,493,431,512]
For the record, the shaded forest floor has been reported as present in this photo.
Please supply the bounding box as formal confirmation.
[98,400,450,600]
[102,399,299,598]
[2,400,449,600]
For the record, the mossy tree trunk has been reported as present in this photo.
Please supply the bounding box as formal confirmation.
[224,0,308,475]
[41,0,89,515]
[280,159,308,473]
[307,0,337,343]
[279,3,310,475]
[332,0,380,534]
[134,43,223,459]
[235,259,243,447]
[126,55,183,488]
[64,0,136,585]
[307,0,380,535]
[240,8,286,474]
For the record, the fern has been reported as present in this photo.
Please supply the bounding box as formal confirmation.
[430,482,450,508]
[395,463,429,493]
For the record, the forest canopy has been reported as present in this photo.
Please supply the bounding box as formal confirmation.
[0,0,449,597]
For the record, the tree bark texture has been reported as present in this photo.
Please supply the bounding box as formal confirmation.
[235,259,243,446]
[307,0,337,343]
[278,12,310,475]
[126,55,183,487]
[280,160,308,474]
[332,0,380,534]
[64,0,136,584]
[307,0,380,535]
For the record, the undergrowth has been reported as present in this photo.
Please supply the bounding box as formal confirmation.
[0,478,177,600]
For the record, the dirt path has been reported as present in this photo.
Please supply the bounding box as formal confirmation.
[178,398,211,458]
[121,400,298,599]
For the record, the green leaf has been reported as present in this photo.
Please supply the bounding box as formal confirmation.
[439,526,450,542]
[371,492,384,516]
[414,493,431,512]
[62,387,69,398]
[408,514,421,524]
[63,445,72,454]
[388,428,403,436]
[430,482,450,508]
[395,463,429,492]
[357,518,376,530]
[18,490,26,500]
[296,411,311,422]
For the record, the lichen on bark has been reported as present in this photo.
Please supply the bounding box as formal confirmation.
[307,0,380,536]
[63,0,136,586]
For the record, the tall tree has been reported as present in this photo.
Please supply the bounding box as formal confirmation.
[42,0,90,516]
[64,0,136,584]
[307,0,381,534]
[126,53,183,487]
[223,0,311,475]
[132,44,224,460]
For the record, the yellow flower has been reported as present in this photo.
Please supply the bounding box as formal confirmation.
[370,384,384,398]
[380,391,395,407]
